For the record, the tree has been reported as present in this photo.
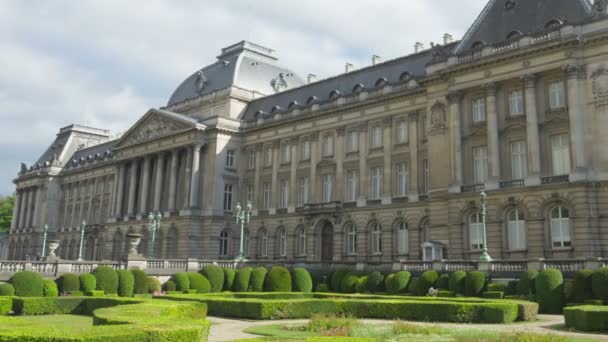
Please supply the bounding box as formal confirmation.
[0,195,15,234]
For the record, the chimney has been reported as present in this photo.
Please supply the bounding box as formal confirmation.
[345,63,354,73]
[414,42,424,53]
[372,55,382,66]
[443,33,454,45]
[307,74,317,84]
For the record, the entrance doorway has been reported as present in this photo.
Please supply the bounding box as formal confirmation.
[320,221,334,261]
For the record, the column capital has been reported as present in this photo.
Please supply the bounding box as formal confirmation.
[309,132,320,141]
[358,121,369,132]
[382,116,393,127]
[336,126,346,137]
[447,90,464,104]
[482,82,498,95]
[408,111,418,121]
[522,73,538,88]
[192,144,203,153]
[563,64,586,80]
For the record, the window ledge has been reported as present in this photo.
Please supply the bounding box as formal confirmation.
[369,146,384,153]
[550,247,573,252]
[394,142,409,148]
[505,249,527,253]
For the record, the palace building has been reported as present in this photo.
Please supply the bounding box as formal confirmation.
[7,0,608,263]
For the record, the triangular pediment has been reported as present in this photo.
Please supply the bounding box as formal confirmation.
[115,109,205,149]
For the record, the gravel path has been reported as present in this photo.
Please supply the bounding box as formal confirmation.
[207,315,608,342]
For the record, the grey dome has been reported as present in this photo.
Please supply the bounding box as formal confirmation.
[167,41,305,107]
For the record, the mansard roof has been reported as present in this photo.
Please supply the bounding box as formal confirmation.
[65,140,117,169]
[454,0,593,54]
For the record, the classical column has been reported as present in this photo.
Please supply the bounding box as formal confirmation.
[127,161,139,218]
[27,188,37,228]
[153,153,165,212]
[448,91,463,192]
[357,122,368,207]
[382,117,392,204]
[189,145,202,209]
[484,82,500,189]
[167,149,179,215]
[138,156,151,218]
[69,184,78,230]
[10,190,21,232]
[408,113,419,202]
[335,127,345,202]
[18,189,28,229]
[87,178,97,224]
[115,164,126,219]
[61,184,71,231]
[523,74,541,185]
[309,133,319,203]
[181,147,193,211]
[288,141,297,213]
[565,64,588,180]
[253,144,262,215]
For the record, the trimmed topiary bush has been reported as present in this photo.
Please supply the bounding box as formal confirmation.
[0,283,15,296]
[172,272,190,291]
[264,266,292,292]
[58,273,80,294]
[131,269,148,294]
[448,271,466,295]
[249,267,267,292]
[147,276,161,293]
[487,283,507,293]
[340,272,360,293]
[572,270,593,303]
[464,271,486,297]
[407,277,419,294]
[163,280,176,292]
[386,271,411,294]
[563,279,575,303]
[355,276,368,293]
[9,271,44,297]
[366,271,384,293]
[592,267,608,303]
[565,305,608,332]
[292,268,313,293]
[330,269,350,292]
[536,268,564,314]
[223,268,236,291]
[234,267,253,292]
[416,270,439,296]
[188,272,211,293]
[116,270,134,297]
[43,279,59,297]
[92,266,118,295]
[316,283,330,292]
[79,273,96,293]
[201,265,224,293]
[518,270,538,296]
[436,274,450,290]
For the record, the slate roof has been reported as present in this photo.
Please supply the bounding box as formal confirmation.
[65,140,117,169]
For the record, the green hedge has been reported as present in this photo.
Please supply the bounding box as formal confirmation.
[93,266,118,295]
[464,271,486,297]
[249,267,267,292]
[58,273,80,294]
[448,271,466,295]
[536,268,564,314]
[407,278,418,294]
[416,270,439,296]
[223,268,236,291]
[147,276,161,293]
[565,305,608,332]
[79,273,96,293]
[116,269,135,297]
[355,276,368,293]
[330,270,350,292]
[386,271,411,294]
[163,280,177,292]
[172,272,190,291]
[188,272,211,293]
[518,270,538,296]
[0,283,15,296]
[292,268,313,293]
[572,269,594,303]
[68,290,84,296]
[436,274,449,290]
[43,279,58,297]
[436,290,455,297]
[265,266,292,292]
[0,298,10,315]
[201,265,224,293]
[487,283,507,292]
[340,272,359,293]
[131,269,148,294]
[482,291,504,299]
[366,271,384,293]
[234,267,253,292]
[87,290,104,297]
[9,271,44,297]
[592,267,608,303]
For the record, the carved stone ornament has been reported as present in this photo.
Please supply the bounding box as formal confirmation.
[194,70,208,93]
[121,113,190,147]
[592,66,608,108]
[430,102,447,129]
[270,72,289,92]
[592,0,608,18]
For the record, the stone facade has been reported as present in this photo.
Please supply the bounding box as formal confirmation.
[6,1,608,263]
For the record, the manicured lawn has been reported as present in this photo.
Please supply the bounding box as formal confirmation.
[17,314,93,327]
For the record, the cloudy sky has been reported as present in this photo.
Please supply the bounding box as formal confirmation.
[0,0,487,195]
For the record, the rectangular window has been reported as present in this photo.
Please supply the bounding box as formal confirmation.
[323,135,334,157]
[300,140,310,160]
[347,130,359,152]
[508,90,524,116]
[298,177,309,207]
[473,146,488,184]
[226,150,235,168]
[548,81,566,109]
[472,97,486,123]
[246,184,253,203]
[247,150,256,169]
[511,141,528,180]
[264,147,272,166]
[371,125,383,148]
[346,170,358,202]
[262,183,271,209]
[422,159,429,195]
[223,184,233,211]
[279,179,289,209]
[470,221,484,250]
[281,143,291,163]
[508,211,526,250]
[369,167,383,199]
[322,174,333,203]
[396,162,409,196]
[551,134,570,175]
[397,120,408,144]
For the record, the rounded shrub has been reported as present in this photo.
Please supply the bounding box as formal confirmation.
[387,271,411,294]
[448,271,466,295]
[234,267,253,292]
[330,269,350,292]
[464,271,486,297]
[592,267,608,303]
[563,279,575,304]
[0,283,15,296]
[9,271,44,297]
[536,268,564,314]
[436,274,450,290]
[291,268,313,293]
[340,272,360,293]
[116,269,134,297]
[147,276,161,293]
[249,267,267,292]
[131,269,149,294]
[188,272,211,293]
[201,265,224,293]
[572,269,594,303]
[223,268,236,291]
[92,266,118,295]
[366,271,385,293]
[416,270,439,296]
[79,273,96,293]
[518,270,538,296]
[264,266,292,292]
[407,277,419,294]
[316,283,330,292]
[58,273,80,294]
[171,272,190,291]
[163,280,176,292]
[43,279,58,297]
[355,276,368,293]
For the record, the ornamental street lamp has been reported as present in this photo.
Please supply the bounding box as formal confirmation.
[234,201,253,263]
[77,220,86,261]
[148,211,162,259]
[479,191,493,262]
[41,224,49,259]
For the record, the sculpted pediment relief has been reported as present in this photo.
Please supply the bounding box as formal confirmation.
[116,111,194,148]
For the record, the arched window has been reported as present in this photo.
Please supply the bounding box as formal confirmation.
[346,224,357,255]
[375,78,388,87]
[8,240,15,260]
[85,235,95,261]
[219,230,230,257]
[397,221,409,255]
[469,212,484,250]
[506,30,522,40]
[271,105,282,114]
[419,218,430,243]
[111,232,122,261]
[259,229,268,257]
[287,101,299,110]
[550,206,571,248]
[254,110,265,119]
[165,228,178,259]
[306,96,318,105]
[507,209,526,250]
[277,228,287,257]
[400,72,413,82]
[352,84,364,94]
[69,238,77,260]
[61,239,69,260]
[471,41,485,49]
[545,19,563,31]
[296,226,306,256]
[15,240,22,260]
[329,90,341,100]
[370,223,382,254]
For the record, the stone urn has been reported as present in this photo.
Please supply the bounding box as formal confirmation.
[47,240,60,259]
[126,233,142,256]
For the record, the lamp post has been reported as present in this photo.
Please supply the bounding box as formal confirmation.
[148,211,162,259]
[77,220,86,261]
[41,224,49,259]
[479,191,492,262]
[234,201,253,263]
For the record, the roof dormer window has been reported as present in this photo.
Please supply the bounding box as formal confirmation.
[471,41,486,49]
[506,30,522,40]
[271,106,282,114]
[307,96,318,105]
[400,72,413,82]
[544,19,563,31]
[288,101,299,110]
[375,78,388,87]
[329,90,341,100]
